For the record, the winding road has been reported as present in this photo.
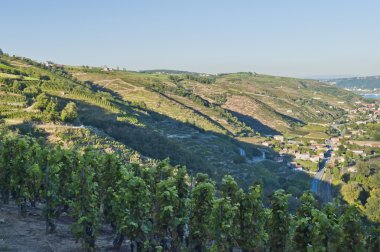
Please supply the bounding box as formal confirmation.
[311,146,332,202]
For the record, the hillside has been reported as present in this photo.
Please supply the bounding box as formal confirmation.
[0,53,363,193]
[1,52,379,251]
[0,55,360,192]
[70,69,360,133]
[326,76,380,90]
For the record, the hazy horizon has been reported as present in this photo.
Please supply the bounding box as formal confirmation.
[1,0,380,78]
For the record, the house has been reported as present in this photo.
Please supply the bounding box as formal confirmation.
[273,135,284,142]
[309,156,320,163]
[295,153,310,160]
[288,162,298,168]
[330,137,341,145]
[103,66,114,72]
[356,121,366,125]
[45,61,54,67]
[44,61,64,68]
[337,156,345,163]
[347,167,357,173]
[352,150,365,156]
[295,166,303,172]
[261,141,270,147]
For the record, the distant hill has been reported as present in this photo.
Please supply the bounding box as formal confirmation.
[139,69,201,75]
[325,76,380,90]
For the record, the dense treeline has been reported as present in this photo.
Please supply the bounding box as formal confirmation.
[0,130,379,251]
[336,159,380,222]
[183,74,216,84]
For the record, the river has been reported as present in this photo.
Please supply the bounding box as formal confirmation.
[362,94,380,99]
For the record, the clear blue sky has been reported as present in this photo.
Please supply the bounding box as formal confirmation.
[1,0,380,77]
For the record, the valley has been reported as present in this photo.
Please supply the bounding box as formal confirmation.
[2,1,380,250]
[0,51,379,251]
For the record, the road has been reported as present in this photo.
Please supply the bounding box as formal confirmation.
[311,147,332,202]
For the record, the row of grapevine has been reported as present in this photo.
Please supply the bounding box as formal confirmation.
[0,106,20,112]
[69,90,120,113]
[0,130,379,251]
[0,88,25,95]
[0,94,27,103]
[0,111,43,120]
[41,81,74,92]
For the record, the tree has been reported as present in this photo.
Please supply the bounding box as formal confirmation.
[239,184,268,251]
[173,167,190,250]
[211,197,238,251]
[365,189,380,222]
[61,102,78,122]
[339,205,364,251]
[341,182,362,204]
[12,80,26,91]
[70,149,101,250]
[40,75,50,81]
[313,202,343,251]
[0,133,14,204]
[268,189,290,252]
[190,173,215,251]
[44,147,63,233]
[366,226,380,252]
[220,175,243,248]
[9,137,31,217]
[33,93,50,111]
[113,174,151,251]
[25,141,45,208]
[44,98,59,121]
[220,175,242,205]
[1,127,379,251]
[97,153,123,225]
[293,191,318,251]
[0,48,3,56]
[156,177,179,250]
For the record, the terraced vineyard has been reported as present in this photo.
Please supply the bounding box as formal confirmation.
[0,54,362,195]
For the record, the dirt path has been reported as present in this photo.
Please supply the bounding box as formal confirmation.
[0,202,129,251]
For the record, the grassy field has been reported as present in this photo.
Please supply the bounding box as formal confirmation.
[287,124,330,141]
